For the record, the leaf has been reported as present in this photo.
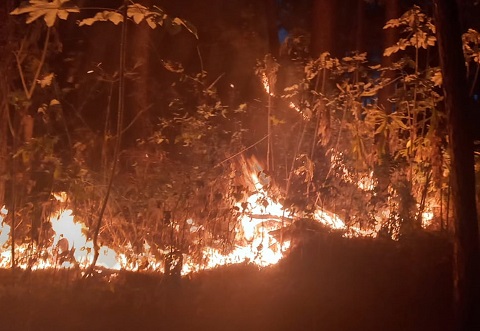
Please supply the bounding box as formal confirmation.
[336,83,345,93]
[78,11,123,26]
[390,114,409,130]
[384,18,402,29]
[107,11,123,25]
[132,13,144,24]
[430,70,442,87]
[49,99,60,106]
[172,17,198,39]
[145,16,157,29]
[57,9,68,20]
[38,72,54,88]
[10,0,79,27]
[127,3,147,24]
[383,45,398,57]
[234,103,247,113]
[375,120,387,135]
[270,116,285,126]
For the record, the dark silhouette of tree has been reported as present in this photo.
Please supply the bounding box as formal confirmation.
[311,0,335,56]
[264,0,280,56]
[433,0,480,330]
[373,0,400,208]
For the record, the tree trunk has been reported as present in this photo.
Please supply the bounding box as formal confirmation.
[311,0,335,56]
[264,0,280,56]
[354,0,365,52]
[0,78,7,209]
[433,1,480,330]
[127,0,152,143]
[0,0,15,209]
[378,0,399,112]
[373,0,400,213]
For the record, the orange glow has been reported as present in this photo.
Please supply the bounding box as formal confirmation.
[0,155,441,274]
[0,206,9,248]
[262,72,274,96]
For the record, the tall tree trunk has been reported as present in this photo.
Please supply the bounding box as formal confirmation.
[264,0,280,56]
[378,0,399,112]
[311,0,335,56]
[0,78,7,209]
[127,0,152,143]
[433,1,480,330]
[0,0,15,209]
[373,0,400,213]
[354,0,365,52]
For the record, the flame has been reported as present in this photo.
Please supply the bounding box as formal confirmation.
[0,206,10,248]
[0,156,348,274]
[0,204,120,270]
[0,154,440,275]
[262,72,274,96]
[182,156,348,274]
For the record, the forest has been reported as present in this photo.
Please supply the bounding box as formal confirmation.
[0,0,479,330]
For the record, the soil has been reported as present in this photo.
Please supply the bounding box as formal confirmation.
[0,232,453,331]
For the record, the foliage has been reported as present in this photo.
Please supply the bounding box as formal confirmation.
[2,1,479,272]
[10,0,79,27]
[252,5,454,237]
[383,5,436,56]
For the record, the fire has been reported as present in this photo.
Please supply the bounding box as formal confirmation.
[0,206,9,248]
[0,153,349,274]
[262,72,274,96]
[0,155,439,275]
[49,209,120,269]
[0,205,121,270]
[182,156,347,274]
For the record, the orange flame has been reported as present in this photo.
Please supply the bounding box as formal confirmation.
[262,72,274,96]
[0,155,438,274]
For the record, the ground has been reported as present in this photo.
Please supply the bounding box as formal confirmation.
[0,232,453,331]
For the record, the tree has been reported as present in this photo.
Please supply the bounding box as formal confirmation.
[310,0,335,56]
[433,0,480,329]
[0,1,10,209]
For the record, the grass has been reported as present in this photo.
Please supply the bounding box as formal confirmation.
[0,232,453,331]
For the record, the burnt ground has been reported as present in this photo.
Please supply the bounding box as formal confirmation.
[0,233,453,331]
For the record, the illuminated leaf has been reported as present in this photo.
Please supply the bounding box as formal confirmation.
[10,0,79,27]
[127,3,147,24]
[49,99,60,106]
[79,11,124,26]
[430,70,442,87]
[38,72,54,88]
[172,17,198,39]
[270,116,285,126]
[57,9,68,20]
[146,16,157,29]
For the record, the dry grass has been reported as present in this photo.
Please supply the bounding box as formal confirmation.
[0,233,453,331]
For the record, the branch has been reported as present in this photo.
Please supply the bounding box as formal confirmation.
[215,135,269,167]
[28,27,51,99]
[14,27,51,100]
[120,104,152,135]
